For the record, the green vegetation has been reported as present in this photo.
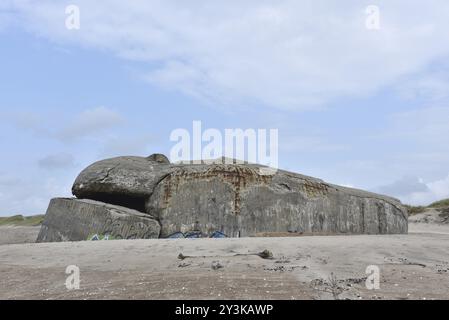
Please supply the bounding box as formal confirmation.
[404,198,449,216]
[404,205,426,216]
[0,215,44,226]
[429,198,449,208]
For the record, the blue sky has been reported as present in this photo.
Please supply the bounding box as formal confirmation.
[1,1,449,216]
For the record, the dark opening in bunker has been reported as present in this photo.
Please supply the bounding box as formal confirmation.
[79,193,147,213]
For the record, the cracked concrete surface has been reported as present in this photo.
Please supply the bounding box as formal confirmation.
[54,154,408,241]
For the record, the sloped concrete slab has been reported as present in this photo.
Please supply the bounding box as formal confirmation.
[37,198,160,242]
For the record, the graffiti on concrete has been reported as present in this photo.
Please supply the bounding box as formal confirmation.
[88,234,116,241]
[100,217,158,240]
[167,231,228,239]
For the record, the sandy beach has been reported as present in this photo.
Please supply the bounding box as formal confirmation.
[0,222,448,300]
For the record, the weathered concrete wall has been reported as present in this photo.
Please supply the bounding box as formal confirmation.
[72,156,176,211]
[37,198,161,242]
[61,154,408,239]
[146,165,407,237]
[32,155,408,241]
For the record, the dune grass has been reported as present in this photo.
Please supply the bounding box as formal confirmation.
[405,198,449,216]
[429,199,449,208]
[404,205,426,215]
[0,215,44,226]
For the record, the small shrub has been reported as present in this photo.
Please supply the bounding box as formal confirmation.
[404,205,426,216]
[429,199,449,208]
[0,215,44,226]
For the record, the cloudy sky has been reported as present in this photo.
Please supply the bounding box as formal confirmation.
[1,0,449,216]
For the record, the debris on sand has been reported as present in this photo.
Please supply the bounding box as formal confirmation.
[257,250,274,260]
[178,262,191,268]
[211,261,224,270]
[178,249,275,261]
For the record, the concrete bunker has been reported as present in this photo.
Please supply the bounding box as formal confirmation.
[37,153,408,242]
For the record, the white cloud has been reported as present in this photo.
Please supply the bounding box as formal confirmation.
[0,173,21,187]
[387,106,449,148]
[0,1,16,30]
[0,173,74,215]
[5,0,449,110]
[3,107,126,142]
[59,106,125,142]
[397,69,449,102]
[0,12,12,30]
[38,153,75,169]
[9,111,48,137]
[376,176,429,197]
[376,174,449,206]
